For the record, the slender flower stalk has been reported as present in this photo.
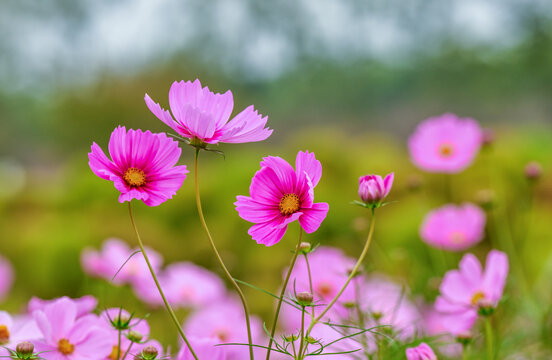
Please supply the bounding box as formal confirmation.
[485,318,494,360]
[121,342,134,360]
[266,230,304,360]
[303,210,376,343]
[297,305,306,360]
[127,203,198,360]
[193,149,254,360]
[116,330,122,360]
[304,254,315,320]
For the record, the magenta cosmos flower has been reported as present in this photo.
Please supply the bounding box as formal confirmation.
[0,255,14,302]
[89,126,188,206]
[358,173,394,207]
[408,113,483,173]
[420,203,486,251]
[435,250,508,334]
[235,151,329,246]
[406,343,437,360]
[145,79,272,145]
[33,297,112,360]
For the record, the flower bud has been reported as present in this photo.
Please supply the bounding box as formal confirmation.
[371,311,383,321]
[296,292,313,306]
[305,336,317,344]
[357,173,394,208]
[477,299,495,316]
[481,128,495,147]
[525,161,542,180]
[298,242,312,254]
[127,330,143,343]
[16,342,34,358]
[283,334,299,342]
[456,331,473,346]
[141,346,158,360]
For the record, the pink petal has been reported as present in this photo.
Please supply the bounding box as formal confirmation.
[219,105,272,143]
[482,250,508,303]
[295,150,322,188]
[234,196,281,223]
[88,143,120,180]
[259,156,296,194]
[144,94,179,133]
[249,166,285,204]
[248,219,288,246]
[298,202,329,233]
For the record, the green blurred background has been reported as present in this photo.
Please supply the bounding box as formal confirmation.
[1,0,552,356]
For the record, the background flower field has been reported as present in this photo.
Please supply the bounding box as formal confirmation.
[1,1,552,359]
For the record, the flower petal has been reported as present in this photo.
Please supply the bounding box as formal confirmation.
[219,105,272,143]
[298,202,329,233]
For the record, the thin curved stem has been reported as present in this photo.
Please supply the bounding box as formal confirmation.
[121,342,134,360]
[297,306,306,360]
[116,330,122,360]
[266,229,304,360]
[194,149,254,360]
[128,202,198,360]
[304,254,315,320]
[304,210,376,339]
[485,317,494,360]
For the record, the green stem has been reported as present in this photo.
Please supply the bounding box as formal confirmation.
[121,342,134,360]
[485,317,494,360]
[462,344,469,360]
[127,203,198,360]
[194,149,254,360]
[304,210,376,337]
[266,229,304,360]
[297,306,306,360]
[116,330,122,360]
[304,254,316,320]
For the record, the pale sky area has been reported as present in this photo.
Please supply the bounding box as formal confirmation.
[0,0,550,91]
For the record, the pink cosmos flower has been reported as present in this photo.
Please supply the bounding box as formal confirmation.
[420,203,486,251]
[435,250,508,334]
[281,247,357,332]
[406,343,437,360]
[235,151,329,246]
[163,262,226,308]
[176,337,227,360]
[0,255,14,302]
[145,79,272,145]
[33,297,112,360]
[408,113,483,173]
[358,173,394,207]
[183,300,265,360]
[0,312,42,356]
[421,307,462,357]
[89,126,188,206]
[81,238,163,286]
[28,295,98,318]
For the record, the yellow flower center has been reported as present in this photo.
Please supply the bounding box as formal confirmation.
[438,143,455,157]
[108,345,119,360]
[123,167,146,187]
[279,193,300,215]
[0,325,9,345]
[449,231,466,244]
[58,338,75,355]
[471,291,486,306]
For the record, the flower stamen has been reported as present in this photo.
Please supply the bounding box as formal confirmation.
[471,291,486,306]
[279,193,300,215]
[438,143,455,157]
[58,338,75,355]
[0,325,9,345]
[123,167,146,187]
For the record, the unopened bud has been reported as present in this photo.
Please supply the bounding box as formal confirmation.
[456,331,473,346]
[296,292,314,306]
[112,313,131,330]
[477,299,495,316]
[127,330,143,343]
[525,161,542,180]
[283,334,299,342]
[16,342,34,357]
[371,311,383,321]
[343,301,356,309]
[141,346,158,360]
[305,336,317,344]
[298,242,312,254]
[481,128,495,147]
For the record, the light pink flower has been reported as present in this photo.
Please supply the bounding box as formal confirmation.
[420,203,486,251]
[422,307,462,357]
[89,126,188,206]
[281,247,357,332]
[0,255,14,302]
[435,250,508,334]
[358,173,394,206]
[176,337,227,360]
[163,262,226,308]
[81,238,163,287]
[408,113,482,173]
[305,324,361,360]
[28,295,98,318]
[406,343,437,360]
[235,151,329,246]
[0,312,42,356]
[183,300,264,360]
[33,297,112,360]
[145,79,272,145]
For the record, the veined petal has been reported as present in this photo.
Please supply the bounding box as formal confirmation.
[145,94,179,132]
[295,150,322,188]
[248,220,288,247]
[219,105,272,143]
[298,202,329,233]
[235,196,281,223]
[88,143,120,180]
[260,156,296,194]
[249,166,285,204]
[198,87,234,129]
[180,104,217,141]
[169,79,203,121]
[108,126,130,169]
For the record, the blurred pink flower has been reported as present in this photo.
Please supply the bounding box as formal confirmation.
[435,250,508,334]
[235,151,329,246]
[406,342,437,360]
[305,324,361,360]
[183,300,265,360]
[28,295,98,318]
[89,126,188,206]
[81,238,163,286]
[0,312,42,356]
[421,307,462,357]
[281,246,357,332]
[358,173,394,207]
[408,113,482,173]
[145,79,272,145]
[420,203,486,251]
[163,262,226,308]
[176,337,227,360]
[0,255,14,302]
[32,297,112,360]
